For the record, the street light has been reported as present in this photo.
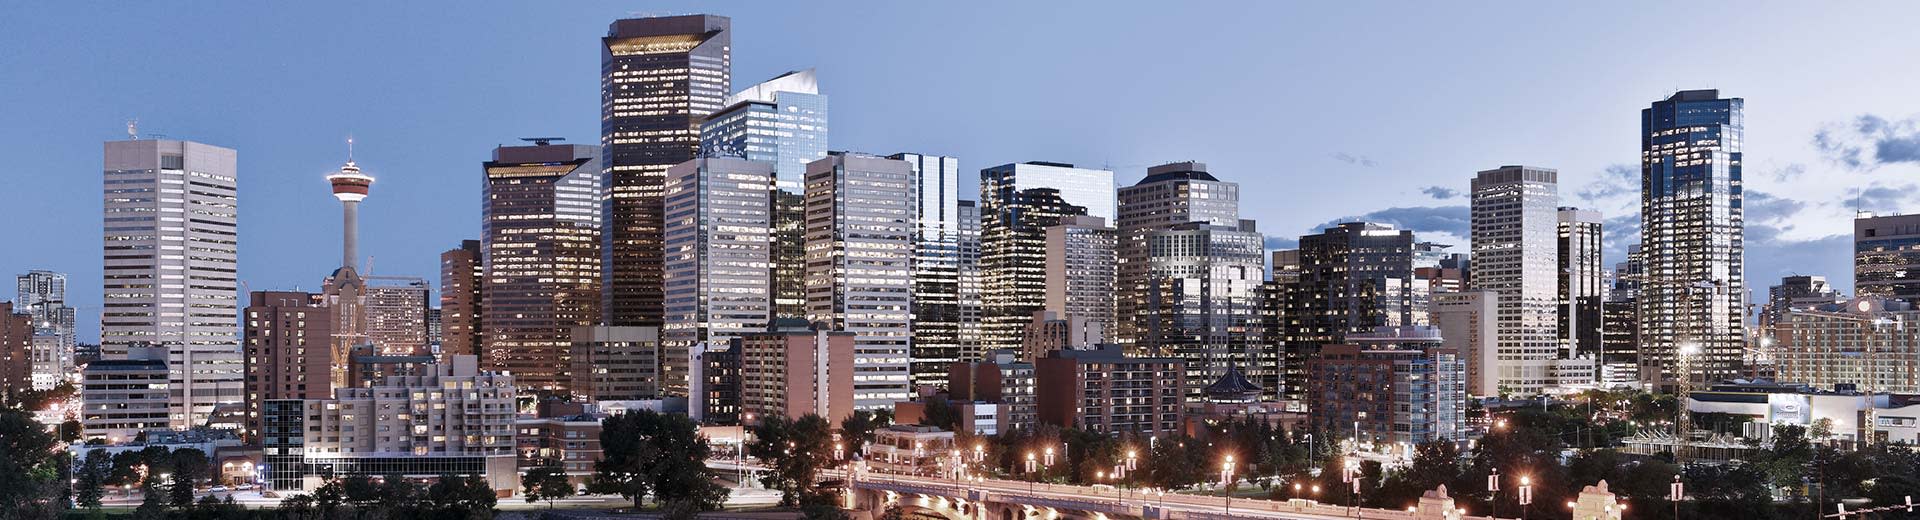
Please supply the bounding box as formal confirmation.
[1518,475,1533,520]
[1342,457,1360,518]
[1670,475,1684,520]
[1488,468,1500,520]
[1221,454,1237,516]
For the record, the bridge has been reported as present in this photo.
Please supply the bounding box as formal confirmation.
[841,471,1631,520]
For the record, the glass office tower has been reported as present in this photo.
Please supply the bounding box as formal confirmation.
[1638,89,1746,390]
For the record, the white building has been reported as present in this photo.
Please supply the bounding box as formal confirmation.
[1471,165,1570,395]
[262,355,518,493]
[101,139,245,429]
[803,153,915,410]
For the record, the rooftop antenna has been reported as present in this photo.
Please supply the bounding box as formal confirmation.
[126,119,138,140]
[522,137,566,146]
[347,134,356,162]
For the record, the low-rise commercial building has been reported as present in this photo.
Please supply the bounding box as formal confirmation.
[80,358,171,442]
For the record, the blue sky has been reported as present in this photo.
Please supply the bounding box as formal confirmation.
[6,2,1920,343]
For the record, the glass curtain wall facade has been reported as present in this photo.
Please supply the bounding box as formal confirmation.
[979,162,1114,353]
[1282,223,1415,400]
[895,153,965,388]
[1639,89,1746,389]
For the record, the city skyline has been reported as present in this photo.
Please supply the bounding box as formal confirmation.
[6,2,1920,347]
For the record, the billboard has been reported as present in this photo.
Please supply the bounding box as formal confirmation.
[1768,393,1811,425]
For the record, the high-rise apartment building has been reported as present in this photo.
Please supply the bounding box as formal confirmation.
[1639,89,1747,389]
[262,356,517,493]
[1043,215,1117,337]
[481,142,602,393]
[1139,221,1267,397]
[895,153,966,390]
[1558,207,1605,376]
[102,138,244,429]
[439,240,483,361]
[1281,222,1416,399]
[16,270,76,389]
[364,278,429,356]
[804,154,915,408]
[663,157,775,397]
[243,290,332,437]
[1855,213,1920,304]
[601,15,731,328]
[735,322,855,426]
[979,162,1114,352]
[1471,165,1564,395]
[1116,161,1241,346]
[1307,326,1465,445]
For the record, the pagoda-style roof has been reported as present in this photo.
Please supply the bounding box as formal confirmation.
[1205,364,1262,400]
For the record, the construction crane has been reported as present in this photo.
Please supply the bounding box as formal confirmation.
[1616,273,1726,466]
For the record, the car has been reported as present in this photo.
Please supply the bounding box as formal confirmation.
[235,484,256,490]
[210,486,229,492]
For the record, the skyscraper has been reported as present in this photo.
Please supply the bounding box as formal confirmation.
[482,142,602,393]
[1639,89,1746,389]
[1116,161,1241,345]
[1282,223,1415,399]
[1043,215,1117,337]
[1,303,30,398]
[803,153,914,409]
[956,200,984,359]
[1855,212,1920,304]
[699,69,827,192]
[102,138,244,429]
[1115,162,1264,394]
[1557,207,1604,380]
[979,162,1114,353]
[895,153,965,388]
[601,14,732,328]
[1470,165,1563,395]
[439,240,483,361]
[17,270,76,390]
[663,157,775,397]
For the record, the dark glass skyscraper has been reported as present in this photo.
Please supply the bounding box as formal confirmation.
[601,15,731,327]
[1638,89,1745,389]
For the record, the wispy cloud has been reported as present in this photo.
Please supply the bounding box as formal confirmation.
[1575,163,1637,202]
[1815,114,1920,170]
[1745,189,1807,223]
[1420,186,1459,200]
[1331,152,1377,167]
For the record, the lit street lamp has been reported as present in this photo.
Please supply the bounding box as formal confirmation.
[1518,475,1533,520]
[1221,454,1237,516]
[1488,468,1500,519]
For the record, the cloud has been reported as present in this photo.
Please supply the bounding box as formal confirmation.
[1815,114,1920,170]
[1264,236,1299,250]
[1746,224,1853,289]
[1744,190,1807,223]
[1331,152,1377,167]
[1420,186,1459,200]
[1767,163,1806,182]
[1853,182,1920,214]
[1575,163,1638,202]
[1311,205,1470,241]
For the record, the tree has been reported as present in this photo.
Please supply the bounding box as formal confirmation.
[341,474,381,506]
[0,408,61,519]
[522,464,574,508]
[426,474,496,517]
[590,409,728,510]
[801,500,852,520]
[379,473,422,509]
[169,448,210,509]
[749,413,835,506]
[839,410,891,455]
[920,398,961,430]
[76,449,109,512]
[660,499,705,520]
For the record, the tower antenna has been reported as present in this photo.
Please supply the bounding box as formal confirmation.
[126,119,138,140]
[347,135,355,162]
